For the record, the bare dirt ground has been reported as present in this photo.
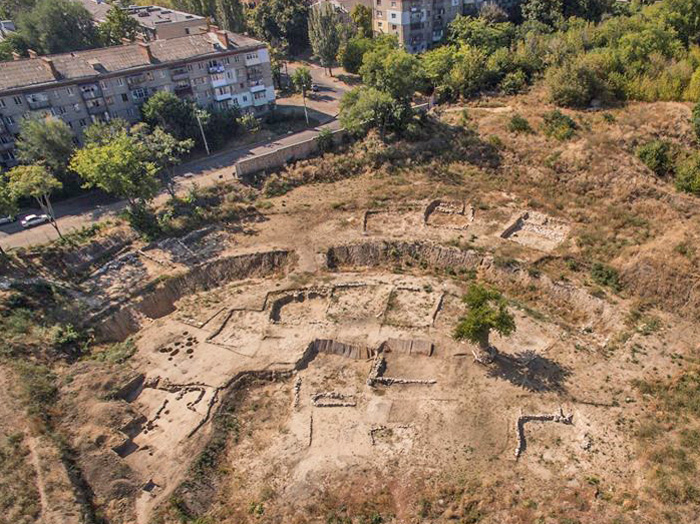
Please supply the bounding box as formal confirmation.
[4,91,700,524]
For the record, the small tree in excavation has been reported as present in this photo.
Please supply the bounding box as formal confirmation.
[7,165,63,239]
[454,284,516,363]
[308,1,341,76]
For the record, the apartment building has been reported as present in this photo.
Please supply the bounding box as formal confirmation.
[0,30,275,170]
[76,0,208,40]
[373,0,520,53]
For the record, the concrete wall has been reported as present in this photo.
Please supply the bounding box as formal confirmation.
[235,128,347,178]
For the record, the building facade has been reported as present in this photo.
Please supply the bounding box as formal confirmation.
[76,1,208,41]
[373,0,520,53]
[0,30,275,170]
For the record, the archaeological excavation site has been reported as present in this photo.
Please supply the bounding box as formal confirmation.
[2,100,700,524]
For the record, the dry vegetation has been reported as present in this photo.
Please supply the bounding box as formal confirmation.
[1,89,700,523]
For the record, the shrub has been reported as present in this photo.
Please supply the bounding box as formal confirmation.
[591,262,621,292]
[316,128,334,153]
[675,152,700,195]
[547,60,603,109]
[500,69,528,94]
[692,102,700,142]
[636,140,672,176]
[508,113,533,134]
[541,110,578,141]
[125,204,162,240]
[262,174,293,197]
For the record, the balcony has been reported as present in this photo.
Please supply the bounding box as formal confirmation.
[252,94,268,107]
[127,74,146,87]
[87,103,107,115]
[0,137,14,151]
[80,84,102,100]
[26,95,51,110]
[170,68,189,81]
[208,63,225,74]
[210,74,229,88]
[174,84,193,98]
[213,91,232,102]
[249,78,265,89]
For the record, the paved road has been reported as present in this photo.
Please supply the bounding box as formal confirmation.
[0,67,348,250]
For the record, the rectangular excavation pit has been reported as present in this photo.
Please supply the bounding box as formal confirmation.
[363,209,423,236]
[501,211,570,251]
[425,200,475,230]
[383,288,443,328]
[268,289,331,325]
[208,309,266,350]
[326,284,392,323]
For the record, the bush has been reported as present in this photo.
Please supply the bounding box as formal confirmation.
[591,262,621,292]
[262,174,293,197]
[636,140,672,176]
[541,110,578,141]
[508,113,533,134]
[125,204,162,240]
[675,153,700,195]
[500,69,528,94]
[316,128,334,153]
[692,102,700,142]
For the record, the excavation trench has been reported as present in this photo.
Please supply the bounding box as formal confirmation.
[93,250,292,341]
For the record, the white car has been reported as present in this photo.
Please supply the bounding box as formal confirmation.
[0,215,15,225]
[20,214,50,229]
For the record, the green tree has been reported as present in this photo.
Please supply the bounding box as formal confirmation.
[422,45,457,97]
[479,3,509,24]
[70,131,159,210]
[340,87,410,141]
[521,0,564,27]
[215,0,245,32]
[308,2,341,76]
[338,36,373,75]
[16,116,75,186]
[0,31,29,60]
[7,164,63,239]
[141,127,194,196]
[291,66,313,124]
[448,15,515,54]
[141,91,199,142]
[98,5,140,46]
[692,102,700,142]
[636,140,672,177]
[17,0,99,54]
[350,4,372,38]
[82,118,130,146]
[449,45,488,98]
[675,152,700,195]
[0,177,17,255]
[252,0,309,55]
[360,46,425,102]
[454,284,516,363]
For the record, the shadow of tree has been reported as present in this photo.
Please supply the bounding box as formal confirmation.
[486,349,571,393]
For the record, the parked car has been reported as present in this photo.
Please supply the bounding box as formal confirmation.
[0,215,15,225]
[20,214,50,229]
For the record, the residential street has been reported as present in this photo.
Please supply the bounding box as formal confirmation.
[0,64,350,250]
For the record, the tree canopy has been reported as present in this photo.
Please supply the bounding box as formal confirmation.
[350,4,372,38]
[360,46,425,101]
[16,0,99,55]
[454,284,516,351]
[251,0,309,55]
[16,116,75,186]
[98,5,140,46]
[308,2,341,75]
[7,164,63,237]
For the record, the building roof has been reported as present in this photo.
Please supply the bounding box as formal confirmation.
[74,1,205,27]
[0,31,265,94]
[125,5,205,28]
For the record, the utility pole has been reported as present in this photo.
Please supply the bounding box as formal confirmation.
[195,110,210,156]
[302,85,309,125]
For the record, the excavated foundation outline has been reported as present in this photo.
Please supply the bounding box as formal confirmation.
[514,407,574,459]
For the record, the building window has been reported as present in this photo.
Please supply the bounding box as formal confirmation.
[159,70,166,78]
[224,57,230,64]
[187,64,193,71]
[376,10,383,17]
[66,87,74,96]
[392,24,397,30]
[185,28,190,35]
[79,118,87,127]
[74,103,81,112]
[121,93,128,102]
[378,21,383,27]
[127,108,135,116]
[146,72,154,81]
[234,56,240,63]
[391,12,396,19]
[391,0,396,5]
[13,96,22,105]
[0,135,11,144]
[254,91,265,100]
[100,80,107,89]
[0,99,5,108]
[377,0,381,5]
[117,78,124,86]
[106,96,114,105]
